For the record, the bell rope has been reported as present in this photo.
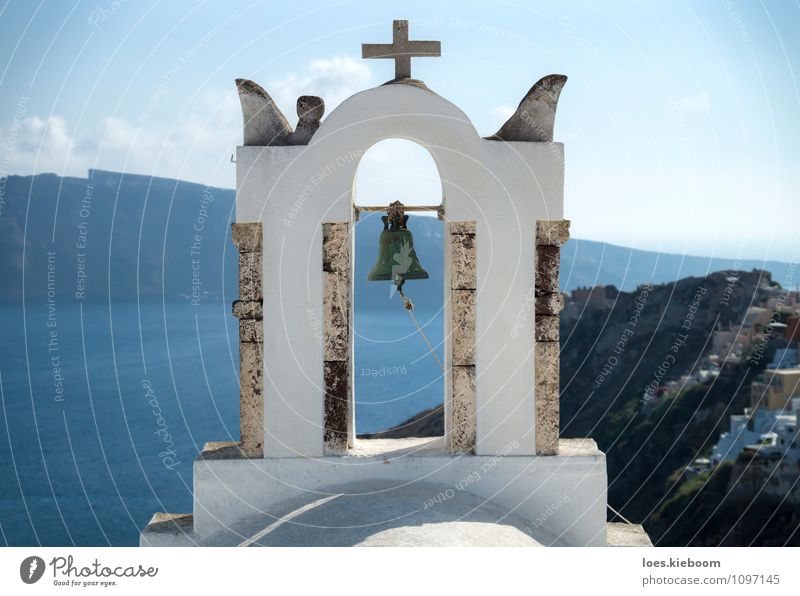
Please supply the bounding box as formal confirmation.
[396,280,445,374]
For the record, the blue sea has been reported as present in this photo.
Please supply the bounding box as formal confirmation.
[354,306,444,434]
[0,301,443,546]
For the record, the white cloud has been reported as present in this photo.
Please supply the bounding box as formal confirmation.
[12,116,76,174]
[492,105,515,121]
[18,115,73,155]
[676,92,710,112]
[0,56,372,188]
[268,56,372,118]
[2,101,240,188]
[489,104,515,131]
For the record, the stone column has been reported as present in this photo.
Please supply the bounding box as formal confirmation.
[322,222,351,453]
[534,220,570,455]
[232,222,264,458]
[449,221,477,453]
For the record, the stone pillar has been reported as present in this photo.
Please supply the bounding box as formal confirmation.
[322,222,351,453]
[534,220,570,455]
[232,222,264,458]
[449,221,477,453]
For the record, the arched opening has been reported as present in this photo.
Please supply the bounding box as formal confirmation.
[352,139,445,445]
[354,139,443,208]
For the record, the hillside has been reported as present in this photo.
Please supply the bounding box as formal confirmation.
[559,270,766,438]
[358,405,444,439]
[646,463,800,546]
[374,269,789,545]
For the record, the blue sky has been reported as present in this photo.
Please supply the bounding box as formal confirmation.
[0,0,798,262]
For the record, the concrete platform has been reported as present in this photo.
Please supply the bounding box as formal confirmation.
[211,479,545,547]
[140,437,610,546]
[141,514,652,547]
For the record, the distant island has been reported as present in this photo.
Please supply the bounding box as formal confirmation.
[0,170,793,303]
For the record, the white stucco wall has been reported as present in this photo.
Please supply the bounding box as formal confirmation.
[236,83,564,457]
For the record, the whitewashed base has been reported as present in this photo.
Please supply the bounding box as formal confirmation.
[141,438,609,547]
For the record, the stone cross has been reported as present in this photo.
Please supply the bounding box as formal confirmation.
[362,20,441,80]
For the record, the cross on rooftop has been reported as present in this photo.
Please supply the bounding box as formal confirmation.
[362,20,441,80]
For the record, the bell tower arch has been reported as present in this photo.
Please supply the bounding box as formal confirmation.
[234,81,566,458]
[347,140,446,451]
[141,19,637,549]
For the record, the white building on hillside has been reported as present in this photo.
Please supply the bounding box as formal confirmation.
[711,398,799,466]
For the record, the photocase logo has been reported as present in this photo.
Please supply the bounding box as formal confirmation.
[20,556,45,584]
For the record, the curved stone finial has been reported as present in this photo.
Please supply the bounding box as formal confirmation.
[288,95,325,145]
[235,78,292,146]
[487,74,567,142]
[236,79,325,146]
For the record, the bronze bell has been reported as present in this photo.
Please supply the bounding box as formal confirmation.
[367,201,429,283]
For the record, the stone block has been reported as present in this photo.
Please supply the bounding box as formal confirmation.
[322,222,349,273]
[232,300,262,320]
[535,245,560,295]
[607,523,654,547]
[450,365,476,453]
[535,292,564,315]
[140,513,194,547]
[535,379,559,455]
[536,220,570,246]
[198,441,246,460]
[238,251,262,301]
[450,233,476,290]
[232,222,262,252]
[535,341,560,382]
[451,290,475,365]
[323,271,349,361]
[324,360,349,453]
[449,221,476,236]
[535,315,559,342]
[535,342,559,456]
[239,341,264,458]
[239,318,263,343]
